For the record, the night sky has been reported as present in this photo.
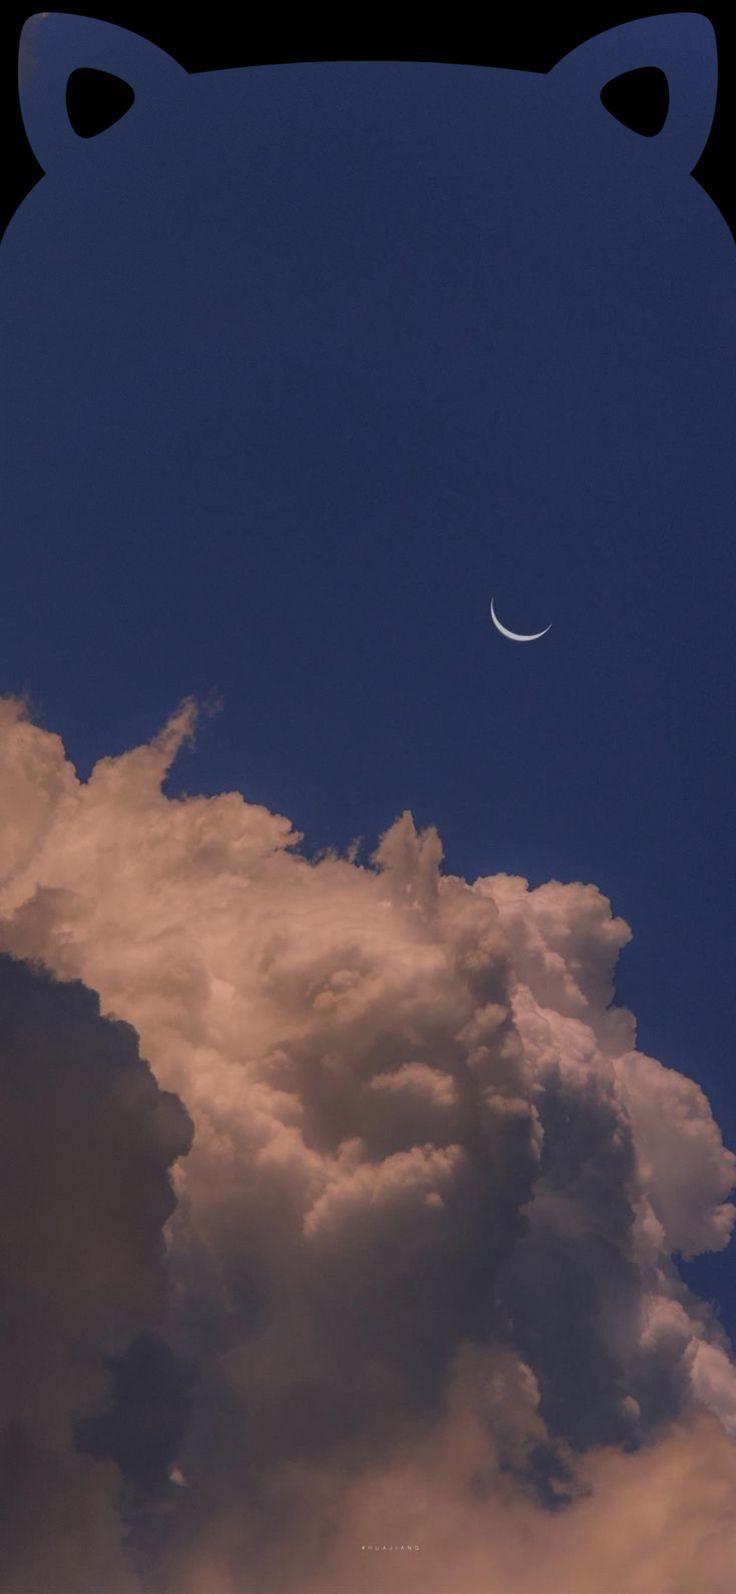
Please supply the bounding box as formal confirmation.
[1,9,735,1592]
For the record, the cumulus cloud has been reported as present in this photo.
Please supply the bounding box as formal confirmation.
[0,694,735,1590]
[295,1398,736,1594]
[0,949,192,1593]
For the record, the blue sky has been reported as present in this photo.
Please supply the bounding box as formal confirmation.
[2,9,735,1341]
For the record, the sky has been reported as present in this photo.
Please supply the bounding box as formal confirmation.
[1,9,735,1592]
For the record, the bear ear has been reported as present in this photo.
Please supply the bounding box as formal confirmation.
[550,13,718,174]
[18,12,186,171]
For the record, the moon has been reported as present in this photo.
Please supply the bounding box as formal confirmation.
[490,596,551,643]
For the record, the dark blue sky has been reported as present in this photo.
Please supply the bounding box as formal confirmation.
[2,14,735,1323]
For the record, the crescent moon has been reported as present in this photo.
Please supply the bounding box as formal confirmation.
[490,597,551,643]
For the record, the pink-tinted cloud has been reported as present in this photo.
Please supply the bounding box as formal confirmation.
[0,694,734,1590]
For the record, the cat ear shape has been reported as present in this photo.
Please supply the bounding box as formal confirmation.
[551,13,718,174]
[19,13,186,171]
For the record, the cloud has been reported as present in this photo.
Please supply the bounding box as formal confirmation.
[0,949,192,1593]
[0,694,735,1590]
[617,1047,736,1259]
[288,1394,736,1594]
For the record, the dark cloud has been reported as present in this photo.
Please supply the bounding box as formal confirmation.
[0,951,192,1593]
